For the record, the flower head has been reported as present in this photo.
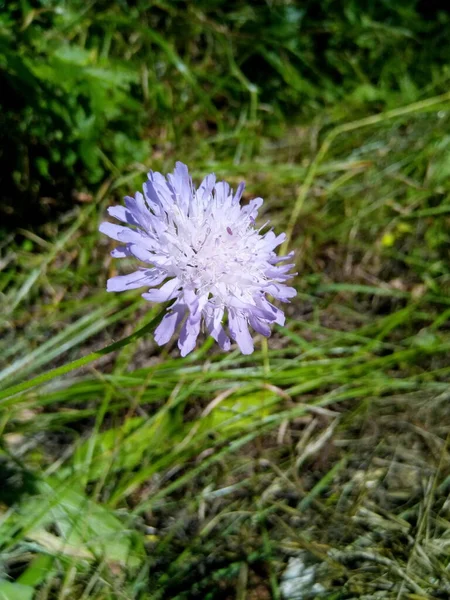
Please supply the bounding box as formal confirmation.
[100,162,296,356]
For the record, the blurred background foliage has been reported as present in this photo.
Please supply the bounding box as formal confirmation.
[2,0,450,224]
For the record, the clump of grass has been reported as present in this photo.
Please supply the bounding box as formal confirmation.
[2,88,450,598]
[2,3,450,598]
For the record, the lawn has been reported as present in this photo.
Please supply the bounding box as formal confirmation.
[1,2,450,599]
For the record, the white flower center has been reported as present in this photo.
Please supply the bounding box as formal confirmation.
[166,212,264,299]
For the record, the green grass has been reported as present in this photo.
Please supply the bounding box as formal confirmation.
[2,92,450,598]
[2,4,450,599]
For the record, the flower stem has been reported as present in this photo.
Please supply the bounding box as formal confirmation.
[0,308,166,405]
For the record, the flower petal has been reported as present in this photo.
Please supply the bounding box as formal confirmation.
[264,283,297,301]
[178,317,201,357]
[99,222,129,242]
[154,304,186,346]
[255,296,285,326]
[190,293,210,323]
[116,228,157,250]
[227,295,278,322]
[249,314,271,337]
[229,312,254,355]
[197,173,216,204]
[233,182,245,204]
[128,244,169,267]
[260,231,286,252]
[241,197,263,220]
[142,278,181,303]
[107,269,165,292]
[205,306,231,351]
[122,193,158,231]
[215,327,231,351]
[111,246,132,258]
[214,181,231,206]
[128,244,154,263]
[206,320,231,351]
[168,162,192,213]
[107,205,139,226]
[183,287,198,312]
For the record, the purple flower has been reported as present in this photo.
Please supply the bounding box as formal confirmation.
[100,162,296,356]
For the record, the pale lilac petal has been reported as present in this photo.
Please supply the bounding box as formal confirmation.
[99,222,129,242]
[111,246,132,258]
[183,287,198,311]
[178,317,201,357]
[233,182,245,204]
[124,193,157,231]
[206,317,231,351]
[142,278,180,303]
[107,205,139,226]
[144,177,164,212]
[265,264,296,278]
[128,244,154,263]
[275,312,285,326]
[241,197,263,220]
[154,304,186,346]
[211,306,224,330]
[227,296,277,322]
[167,162,192,212]
[216,328,231,351]
[229,312,254,355]
[259,231,286,251]
[198,174,216,202]
[249,315,271,337]
[271,251,295,263]
[215,181,231,205]
[107,269,165,292]
[129,245,169,267]
[264,283,297,300]
[204,306,231,351]
[147,173,174,212]
[189,293,209,323]
[255,296,285,325]
[116,228,157,250]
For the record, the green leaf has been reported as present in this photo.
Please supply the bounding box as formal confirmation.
[0,581,34,600]
[17,555,53,587]
[21,480,143,568]
[205,391,276,434]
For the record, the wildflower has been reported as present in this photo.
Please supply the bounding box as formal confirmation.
[100,162,296,356]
